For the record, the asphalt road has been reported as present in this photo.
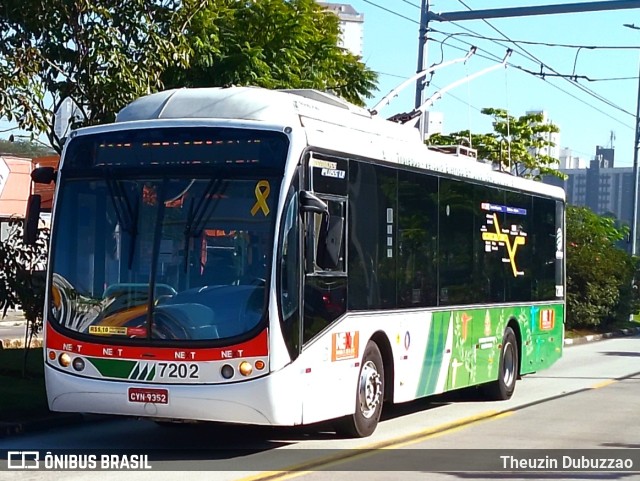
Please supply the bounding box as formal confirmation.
[1,335,639,480]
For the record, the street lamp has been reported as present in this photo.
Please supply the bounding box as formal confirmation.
[624,23,640,257]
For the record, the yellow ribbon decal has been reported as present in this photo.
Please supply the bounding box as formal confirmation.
[251,180,271,216]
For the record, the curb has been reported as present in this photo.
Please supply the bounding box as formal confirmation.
[564,327,640,346]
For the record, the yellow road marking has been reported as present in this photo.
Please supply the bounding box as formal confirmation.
[235,409,513,481]
[591,379,616,389]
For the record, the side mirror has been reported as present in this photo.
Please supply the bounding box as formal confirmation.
[24,194,42,245]
[31,166,57,184]
[299,191,328,215]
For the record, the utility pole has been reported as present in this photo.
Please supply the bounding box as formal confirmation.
[415,0,430,109]
[625,24,640,257]
[633,62,640,256]
[415,0,430,140]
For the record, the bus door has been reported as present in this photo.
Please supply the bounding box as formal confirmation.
[302,155,348,345]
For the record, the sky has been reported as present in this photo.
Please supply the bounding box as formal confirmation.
[347,0,640,167]
[2,1,640,167]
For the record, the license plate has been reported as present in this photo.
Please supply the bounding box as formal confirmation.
[127,387,169,404]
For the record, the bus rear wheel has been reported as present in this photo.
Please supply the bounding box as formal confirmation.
[483,326,518,401]
[335,341,384,438]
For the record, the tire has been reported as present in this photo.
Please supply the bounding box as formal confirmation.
[335,341,384,438]
[483,327,518,401]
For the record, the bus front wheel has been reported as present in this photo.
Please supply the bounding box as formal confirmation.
[483,326,518,401]
[335,341,384,438]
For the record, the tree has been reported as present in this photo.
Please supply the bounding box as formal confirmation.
[0,138,55,157]
[0,0,378,156]
[160,0,377,106]
[0,0,197,153]
[0,219,49,375]
[565,206,637,330]
[427,108,564,179]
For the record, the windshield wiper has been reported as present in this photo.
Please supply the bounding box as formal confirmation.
[183,179,226,272]
[106,177,140,269]
[146,179,169,339]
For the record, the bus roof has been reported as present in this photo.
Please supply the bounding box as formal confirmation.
[111,87,564,200]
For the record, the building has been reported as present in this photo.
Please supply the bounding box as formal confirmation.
[542,146,634,252]
[0,155,32,221]
[317,2,364,57]
[0,155,33,242]
[526,110,561,168]
[558,147,586,170]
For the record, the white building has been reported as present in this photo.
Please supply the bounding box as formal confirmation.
[559,147,586,169]
[526,110,561,168]
[318,2,364,57]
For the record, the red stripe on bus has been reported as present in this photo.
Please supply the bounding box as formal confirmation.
[46,324,268,361]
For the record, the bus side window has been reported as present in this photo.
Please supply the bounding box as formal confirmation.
[314,199,345,272]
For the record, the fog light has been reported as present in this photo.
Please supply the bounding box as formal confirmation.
[59,352,71,367]
[221,364,234,379]
[255,360,265,370]
[239,361,253,376]
[72,357,85,372]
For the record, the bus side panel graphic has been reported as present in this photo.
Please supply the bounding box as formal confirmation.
[414,304,563,398]
[416,312,449,397]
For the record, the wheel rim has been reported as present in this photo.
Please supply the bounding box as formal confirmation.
[502,341,516,387]
[358,360,382,419]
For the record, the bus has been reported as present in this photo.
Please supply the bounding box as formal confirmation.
[28,86,565,438]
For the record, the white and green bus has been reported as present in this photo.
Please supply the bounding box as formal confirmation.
[29,87,565,437]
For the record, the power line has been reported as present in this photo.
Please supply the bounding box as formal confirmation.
[429,35,634,130]
[377,70,414,80]
[398,0,421,10]
[429,27,640,50]
[360,1,635,132]
[450,0,633,121]
[361,0,418,24]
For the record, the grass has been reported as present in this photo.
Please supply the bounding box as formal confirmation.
[0,348,49,422]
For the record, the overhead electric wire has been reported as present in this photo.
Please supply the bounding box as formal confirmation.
[362,0,635,130]
[399,0,421,10]
[429,35,634,130]
[451,0,634,119]
[429,28,640,50]
[361,0,418,24]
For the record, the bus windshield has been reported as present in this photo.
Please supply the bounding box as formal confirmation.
[49,128,288,343]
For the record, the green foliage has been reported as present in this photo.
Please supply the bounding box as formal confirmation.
[161,0,378,106]
[427,108,565,180]
[0,139,55,157]
[0,0,377,154]
[566,206,637,329]
[0,219,49,342]
[0,0,195,153]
